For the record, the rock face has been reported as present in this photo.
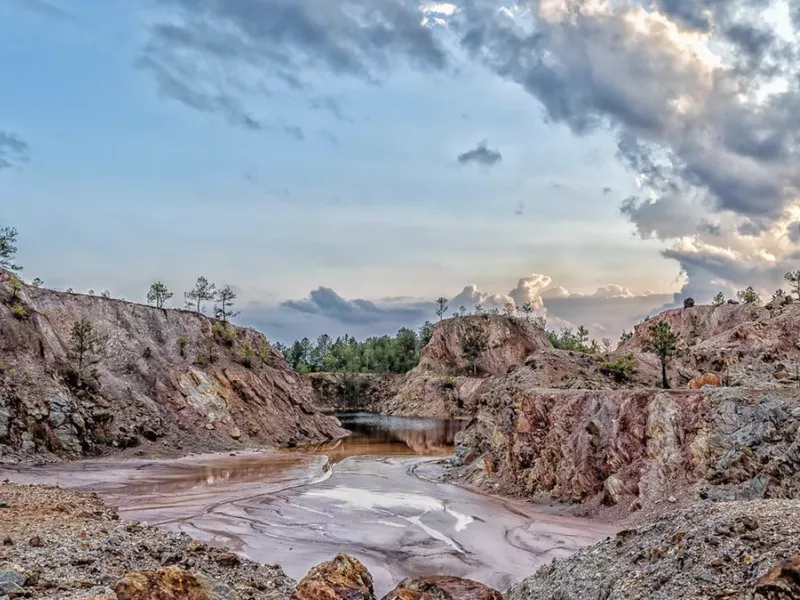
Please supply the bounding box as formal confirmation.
[620,303,800,388]
[0,270,346,460]
[508,500,800,600]
[452,385,800,507]
[420,316,550,377]
[307,373,405,414]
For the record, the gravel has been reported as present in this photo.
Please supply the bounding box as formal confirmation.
[0,481,295,598]
[507,499,800,600]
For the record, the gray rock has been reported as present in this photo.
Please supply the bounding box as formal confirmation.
[0,406,9,440]
[20,432,36,454]
[0,570,26,595]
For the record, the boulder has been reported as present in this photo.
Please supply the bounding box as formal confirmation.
[293,553,374,600]
[381,577,503,600]
[683,297,696,309]
[112,565,239,600]
[754,556,800,599]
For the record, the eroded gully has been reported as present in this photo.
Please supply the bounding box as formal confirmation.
[0,413,617,595]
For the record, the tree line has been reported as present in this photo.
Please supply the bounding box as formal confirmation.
[277,322,434,375]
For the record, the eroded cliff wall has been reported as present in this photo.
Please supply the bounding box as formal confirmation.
[0,270,346,461]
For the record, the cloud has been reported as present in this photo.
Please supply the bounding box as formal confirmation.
[10,0,73,20]
[452,0,800,234]
[250,273,671,343]
[0,132,29,170]
[457,141,502,166]
[280,286,429,325]
[141,0,448,129]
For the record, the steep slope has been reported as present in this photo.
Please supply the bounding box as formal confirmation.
[619,303,800,388]
[452,384,800,511]
[449,302,800,511]
[0,270,346,461]
[381,315,552,418]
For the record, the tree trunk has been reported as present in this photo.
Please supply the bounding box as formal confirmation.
[661,357,669,389]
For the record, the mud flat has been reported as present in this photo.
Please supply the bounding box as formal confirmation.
[1,414,616,595]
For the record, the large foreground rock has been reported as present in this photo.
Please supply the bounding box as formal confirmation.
[383,576,503,600]
[293,553,374,600]
[113,565,240,600]
[0,269,346,461]
[508,500,800,600]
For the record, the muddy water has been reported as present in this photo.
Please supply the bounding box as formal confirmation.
[0,413,616,594]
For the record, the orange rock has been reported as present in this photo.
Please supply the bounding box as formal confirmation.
[381,576,504,600]
[293,553,374,600]
[112,565,237,600]
[688,373,722,390]
[754,556,800,599]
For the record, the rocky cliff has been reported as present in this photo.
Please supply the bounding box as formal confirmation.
[446,302,800,512]
[308,316,550,419]
[0,270,346,462]
[452,385,800,511]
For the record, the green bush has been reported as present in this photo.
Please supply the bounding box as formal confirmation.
[440,376,456,390]
[10,303,27,319]
[177,336,188,358]
[599,353,636,382]
[239,341,254,368]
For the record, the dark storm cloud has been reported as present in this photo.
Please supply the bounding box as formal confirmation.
[280,286,429,325]
[142,0,448,128]
[0,132,29,170]
[452,0,800,237]
[457,141,502,166]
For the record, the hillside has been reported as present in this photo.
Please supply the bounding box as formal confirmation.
[442,301,800,513]
[0,269,346,462]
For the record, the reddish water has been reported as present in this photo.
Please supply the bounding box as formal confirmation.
[0,413,615,594]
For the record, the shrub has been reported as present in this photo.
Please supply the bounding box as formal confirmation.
[10,303,27,319]
[177,336,188,358]
[195,353,210,367]
[440,376,456,390]
[259,339,271,364]
[599,353,636,382]
[142,346,152,359]
[239,341,254,368]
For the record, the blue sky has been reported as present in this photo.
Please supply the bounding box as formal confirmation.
[2,0,798,342]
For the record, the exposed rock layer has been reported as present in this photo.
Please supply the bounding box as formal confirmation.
[452,386,800,509]
[0,270,346,461]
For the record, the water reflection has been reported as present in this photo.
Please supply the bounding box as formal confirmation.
[307,412,469,463]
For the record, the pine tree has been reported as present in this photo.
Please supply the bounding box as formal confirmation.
[215,285,240,322]
[460,321,488,376]
[643,320,681,389]
[0,226,21,271]
[435,297,449,321]
[147,281,173,309]
[185,277,216,313]
[784,270,800,301]
[69,318,102,377]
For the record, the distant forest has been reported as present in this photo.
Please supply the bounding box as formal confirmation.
[275,322,434,374]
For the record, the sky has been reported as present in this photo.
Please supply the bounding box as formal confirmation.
[1,0,799,343]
